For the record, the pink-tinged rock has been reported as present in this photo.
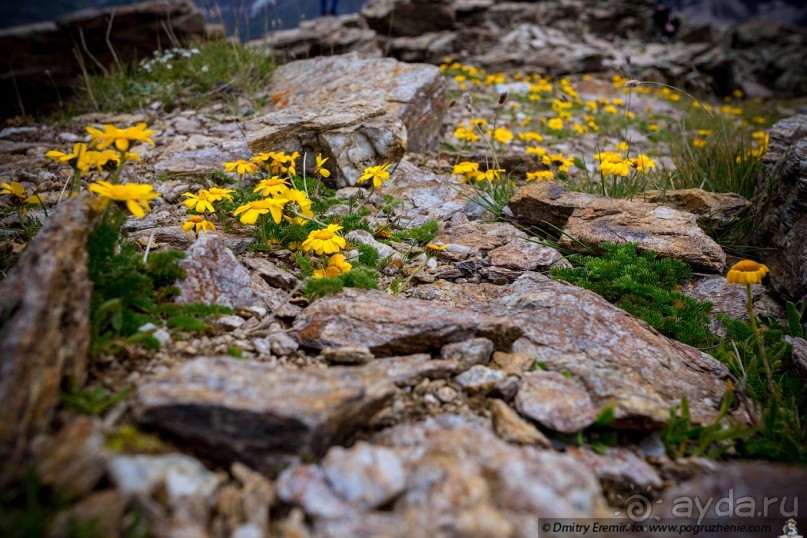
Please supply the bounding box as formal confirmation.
[566,446,662,492]
[515,371,598,433]
[487,239,567,271]
[640,188,750,231]
[411,273,732,429]
[289,287,522,355]
[175,234,259,309]
[508,180,726,272]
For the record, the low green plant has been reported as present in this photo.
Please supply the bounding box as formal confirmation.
[88,211,230,355]
[60,383,129,416]
[391,219,439,245]
[302,265,380,300]
[550,242,714,348]
[64,39,275,116]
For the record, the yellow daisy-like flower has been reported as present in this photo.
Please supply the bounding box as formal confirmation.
[253,177,289,197]
[453,125,479,143]
[542,153,574,173]
[426,243,449,251]
[315,154,331,178]
[648,123,660,132]
[603,105,618,115]
[599,159,632,177]
[526,146,548,157]
[205,187,236,202]
[726,260,769,285]
[86,123,154,151]
[492,127,514,144]
[452,161,479,176]
[693,138,707,149]
[224,160,259,175]
[631,154,656,174]
[547,117,564,131]
[357,163,392,188]
[182,215,216,236]
[46,143,91,171]
[87,180,160,218]
[697,129,713,137]
[312,253,353,279]
[182,190,217,213]
[615,141,630,152]
[301,224,346,255]
[233,198,287,225]
[0,181,42,205]
[282,188,314,223]
[526,170,554,182]
[470,118,488,128]
[518,132,544,143]
[85,149,141,172]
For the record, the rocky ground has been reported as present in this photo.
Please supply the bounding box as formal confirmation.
[1,2,807,538]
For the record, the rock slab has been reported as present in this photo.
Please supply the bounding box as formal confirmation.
[0,194,97,484]
[508,180,726,272]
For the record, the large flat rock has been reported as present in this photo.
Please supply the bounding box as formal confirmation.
[134,356,393,473]
[289,288,522,355]
[508,181,726,272]
[412,273,732,429]
[247,53,447,180]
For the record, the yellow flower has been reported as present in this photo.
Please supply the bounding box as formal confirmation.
[697,129,713,137]
[46,143,91,172]
[631,154,656,173]
[357,163,391,188]
[282,188,314,223]
[648,123,660,132]
[615,141,630,152]
[526,146,548,157]
[233,198,287,225]
[426,243,449,251]
[315,154,331,178]
[526,170,554,182]
[205,187,235,202]
[87,180,160,218]
[453,124,479,143]
[726,260,769,285]
[573,123,588,134]
[224,160,259,175]
[452,161,479,176]
[492,127,514,144]
[693,138,707,149]
[752,131,769,152]
[253,177,290,197]
[86,123,154,151]
[312,253,353,279]
[301,224,346,255]
[85,149,141,172]
[480,168,505,182]
[182,215,216,236]
[182,190,217,213]
[470,118,488,128]
[542,153,574,173]
[551,99,572,113]
[547,117,563,131]
[603,105,618,115]
[598,157,632,176]
[1,181,41,205]
[518,131,543,143]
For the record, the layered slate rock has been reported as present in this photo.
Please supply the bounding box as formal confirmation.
[0,194,98,484]
[289,288,522,355]
[514,371,598,433]
[376,158,472,225]
[278,414,609,537]
[639,188,750,231]
[246,101,406,188]
[411,273,731,428]
[175,234,259,309]
[135,356,394,473]
[249,14,382,63]
[153,134,250,177]
[508,181,726,272]
[754,114,807,300]
[249,52,445,153]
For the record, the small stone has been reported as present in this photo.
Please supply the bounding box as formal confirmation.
[267,331,299,356]
[277,464,355,519]
[435,385,459,403]
[489,399,551,447]
[322,345,375,365]
[490,351,533,375]
[345,230,403,264]
[440,337,494,367]
[321,441,406,509]
[515,371,598,433]
[487,240,566,271]
[455,365,505,395]
[252,338,272,356]
[218,315,246,330]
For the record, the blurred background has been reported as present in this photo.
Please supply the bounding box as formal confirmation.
[2,0,805,40]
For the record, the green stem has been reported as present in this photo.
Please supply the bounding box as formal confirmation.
[746,284,777,399]
[108,151,128,185]
[289,209,328,228]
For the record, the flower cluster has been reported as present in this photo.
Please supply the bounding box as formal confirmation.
[594,152,656,177]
